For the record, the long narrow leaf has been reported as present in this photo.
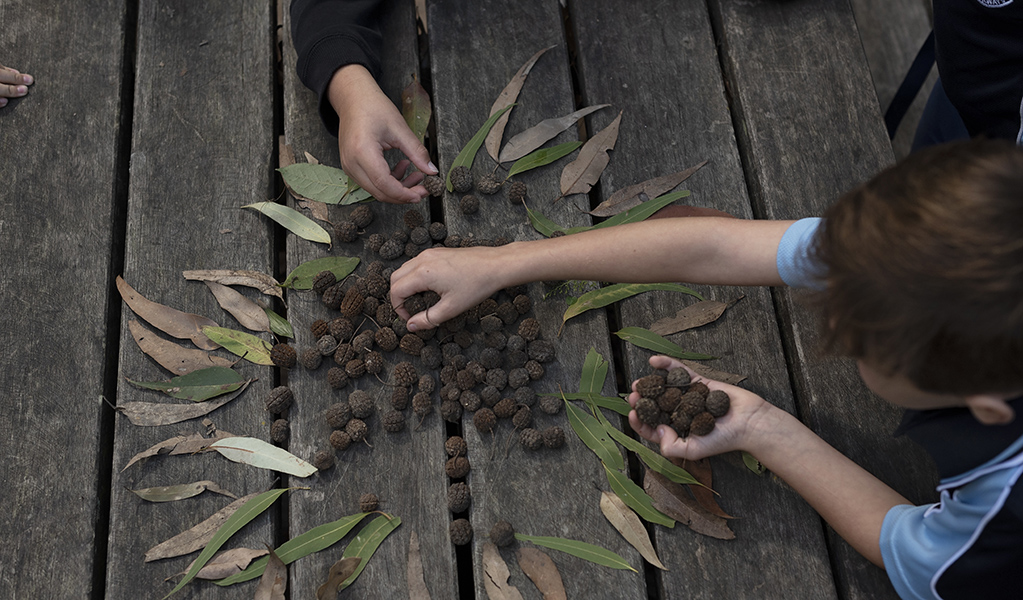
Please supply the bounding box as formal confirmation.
[604,464,675,528]
[565,399,624,471]
[615,327,716,361]
[202,326,274,365]
[446,105,515,191]
[163,489,289,599]
[592,190,691,230]
[525,204,567,238]
[550,392,632,416]
[563,283,703,326]
[216,512,372,585]
[580,348,609,395]
[603,425,700,486]
[264,308,293,339]
[514,534,636,572]
[209,437,318,477]
[243,202,331,244]
[499,105,609,163]
[338,515,402,590]
[281,256,360,290]
[126,367,244,402]
[506,141,582,179]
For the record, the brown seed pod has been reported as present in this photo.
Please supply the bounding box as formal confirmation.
[519,428,543,450]
[706,390,731,418]
[445,456,470,478]
[265,386,294,414]
[382,409,405,433]
[490,520,515,547]
[345,418,368,442]
[542,426,566,449]
[330,429,353,451]
[689,412,716,436]
[325,401,353,429]
[445,436,467,457]
[635,397,666,427]
[447,482,471,513]
[270,344,297,369]
[359,492,379,512]
[312,450,335,471]
[635,375,666,400]
[473,408,497,433]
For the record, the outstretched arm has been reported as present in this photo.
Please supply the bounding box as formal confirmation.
[0,64,33,108]
[389,217,794,330]
[629,355,910,568]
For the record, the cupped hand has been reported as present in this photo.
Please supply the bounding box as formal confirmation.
[0,64,33,108]
[627,355,775,461]
[388,246,511,331]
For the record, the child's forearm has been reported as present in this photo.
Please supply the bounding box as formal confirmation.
[745,407,909,567]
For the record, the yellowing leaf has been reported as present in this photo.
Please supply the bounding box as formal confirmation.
[243,201,331,244]
[209,437,318,477]
[201,326,274,365]
[402,74,432,144]
[559,111,622,198]
[499,105,609,163]
[484,46,553,162]
[600,491,666,570]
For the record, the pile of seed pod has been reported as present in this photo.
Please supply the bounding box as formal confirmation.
[633,367,731,437]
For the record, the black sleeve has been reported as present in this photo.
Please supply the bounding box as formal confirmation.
[290,0,386,134]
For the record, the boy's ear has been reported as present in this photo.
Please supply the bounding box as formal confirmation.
[964,394,1016,425]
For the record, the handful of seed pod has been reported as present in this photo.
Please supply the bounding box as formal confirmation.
[633,367,730,437]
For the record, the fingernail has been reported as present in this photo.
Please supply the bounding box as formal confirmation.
[0,98,7,107]
[427,162,439,174]
[407,321,418,332]
[15,86,27,95]
[22,75,33,85]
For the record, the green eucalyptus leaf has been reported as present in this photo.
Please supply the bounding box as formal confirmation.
[543,392,631,416]
[602,425,700,486]
[126,367,244,402]
[514,533,636,572]
[603,464,675,528]
[506,141,582,179]
[209,437,318,477]
[243,202,331,244]
[201,326,274,365]
[277,163,349,204]
[592,189,691,230]
[446,104,515,191]
[264,308,293,339]
[580,348,609,395]
[281,256,360,290]
[338,514,402,590]
[565,399,624,471]
[564,284,704,326]
[615,327,717,361]
[215,512,372,586]
[525,204,568,238]
[743,451,766,475]
[401,75,432,144]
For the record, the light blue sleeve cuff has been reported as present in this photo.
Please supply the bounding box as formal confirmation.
[776,217,826,290]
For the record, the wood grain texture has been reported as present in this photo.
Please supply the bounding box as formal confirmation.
[105,1,277,598]
[0,0,126,597]
[428,1,647,597]
[570,1,837,597]
[281,1,460,598]
[709,0,939,597]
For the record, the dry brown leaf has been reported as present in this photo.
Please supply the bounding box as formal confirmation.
[116,276,219,350]
[182,269,284,302]
[498,104,610,164]
[255,547,287,600]
[316,557,361,600]
[484,46,554,162]
[407,531,431,600]
[482,542,524,600]
[415,0,427,32]
[677,458,733,519]
[559,111,622,199]
[515,547,566,600]
[116,379,252,427]
[680,360,746,386]
[590,160,709,217]
[279,136,295,168]
[144,493,258,562]
[183,547,268,580]
[644,470,734,540]
[122,430,236,471]
[298,199,331,224]
[128,319,234,376]
[204,281,271,333]
[304,151,320,165]
[599,491,667,570]
[649,297,742,337]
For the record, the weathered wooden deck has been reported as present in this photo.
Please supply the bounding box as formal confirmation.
[0,0,938,598]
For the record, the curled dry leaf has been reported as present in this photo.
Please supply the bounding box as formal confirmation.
[304,151,320,165]
[254,548,287,600]
[316,557,361,600]
[182,547,268,581]
[116,276,219,350]
[116,379,252,427]
[559,111,622,199]
[144,493,258,562]
[298,199,331,224]
[204,281,271,332]
[482,542,525,600]
[599,491,667,570]
[589,160,709,217]
[516,547,566,600]
[128,319,233,376]
[485,45,554,162]
[680,359,746,386]
[182,269,284,302]
[648,297,742,337]
[644,470,734,540]
[123,431,236,471]
[407,530,431,600]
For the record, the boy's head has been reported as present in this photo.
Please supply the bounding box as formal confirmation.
[815,139,1023,404]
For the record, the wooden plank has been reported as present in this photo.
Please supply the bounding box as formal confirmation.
[570,1,837,597]
[281,1,461,598]
[428,1,648,597]
[708,0,940,598]
[0,0,126,597]
[104,1,277,598]
[850,0,935,158]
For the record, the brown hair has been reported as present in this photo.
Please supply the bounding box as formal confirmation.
[814,139,1023,395]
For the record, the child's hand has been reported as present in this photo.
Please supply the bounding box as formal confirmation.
[0,64,33,108]
[388,246,511,331]
[628,355,775,461]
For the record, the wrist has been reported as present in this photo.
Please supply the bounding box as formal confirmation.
[327,64,378,117]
